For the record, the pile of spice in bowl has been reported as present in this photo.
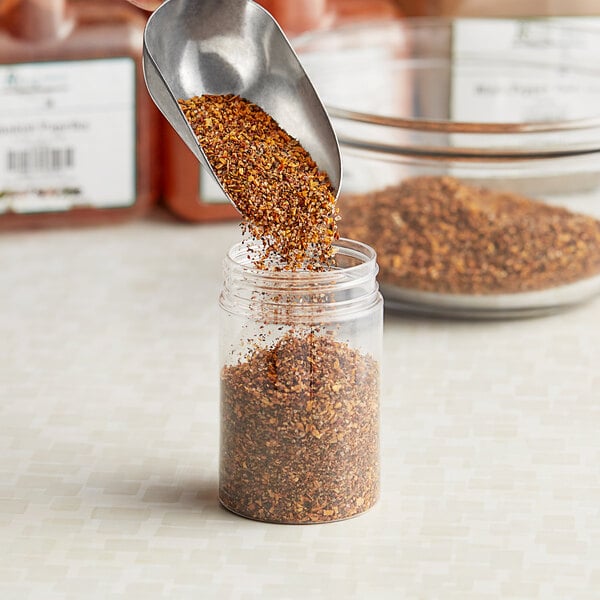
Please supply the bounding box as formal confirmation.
[294,17,600,317]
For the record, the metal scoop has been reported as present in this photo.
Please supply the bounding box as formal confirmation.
[142,0,342,209]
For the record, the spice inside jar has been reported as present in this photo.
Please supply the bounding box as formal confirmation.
[220,330,380,524]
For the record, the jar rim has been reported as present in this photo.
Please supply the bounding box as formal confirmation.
[225,237,378,281]
[221,238,381,322]
[330,106,600,137]
[337,132,600,160]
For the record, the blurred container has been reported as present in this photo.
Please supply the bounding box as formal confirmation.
[294,18,600,318]
[0,0,160,230]
[160,0,404,224]
[398,0,600,17]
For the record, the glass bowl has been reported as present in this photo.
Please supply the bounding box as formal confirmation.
[294,17,600,318]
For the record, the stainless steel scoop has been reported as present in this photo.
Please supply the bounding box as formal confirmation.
[142,0,342,208]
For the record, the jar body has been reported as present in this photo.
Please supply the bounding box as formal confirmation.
[219,239,383,524]
[294,18,600,318]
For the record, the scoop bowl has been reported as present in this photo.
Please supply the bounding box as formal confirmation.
[142,0,342,208]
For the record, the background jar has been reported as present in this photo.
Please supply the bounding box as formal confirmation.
[219,238,383,524]
[294,17,600,318]
[0,0,160,230]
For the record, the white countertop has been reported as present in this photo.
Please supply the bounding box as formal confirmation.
[1,212,599,599]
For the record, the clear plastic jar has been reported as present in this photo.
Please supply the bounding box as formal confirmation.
[219,238,383,524]
[295,18,600,318]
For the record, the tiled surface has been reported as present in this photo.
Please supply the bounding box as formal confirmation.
[1,214,599,599]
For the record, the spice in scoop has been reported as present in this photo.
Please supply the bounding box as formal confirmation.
[178,94,338,270]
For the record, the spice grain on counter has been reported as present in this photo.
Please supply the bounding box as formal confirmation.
[220,331,380,524]
[179,94,339,270]
[339,176,600,295]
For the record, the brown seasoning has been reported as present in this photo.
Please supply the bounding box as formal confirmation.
[339,175,600,295]
[220,331,380,524]
[178,94,339,270]
[180,93,380,524]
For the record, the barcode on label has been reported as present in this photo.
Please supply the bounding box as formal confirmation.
[6,147,75,174]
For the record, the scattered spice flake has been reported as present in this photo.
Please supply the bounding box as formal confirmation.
[339,175,600,295]
[220,331,379,524]
[179,94,339,271]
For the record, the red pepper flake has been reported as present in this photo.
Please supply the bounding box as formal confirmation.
[220,331,380,524]
[340,175,600,294]
[178,94,338,271]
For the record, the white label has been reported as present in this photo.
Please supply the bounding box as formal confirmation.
[0,58,136,214]
[451,18,600,125]
[297,42,409,194]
